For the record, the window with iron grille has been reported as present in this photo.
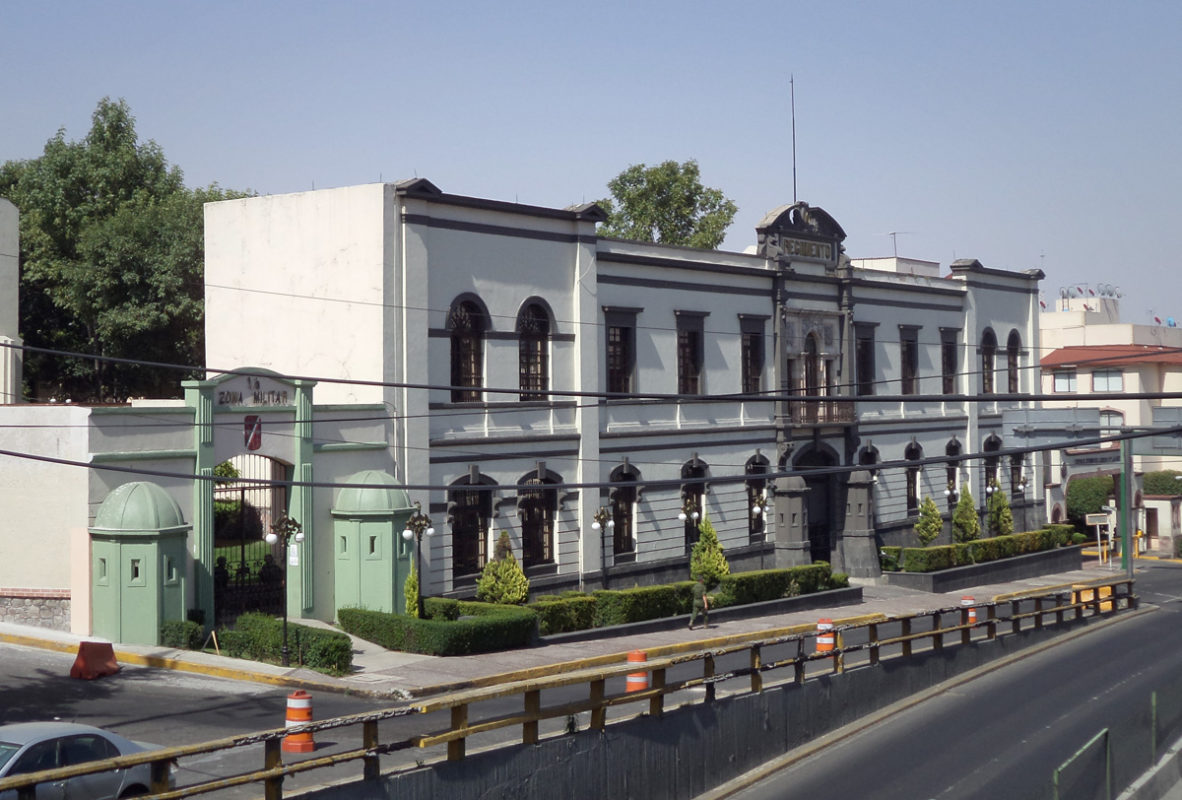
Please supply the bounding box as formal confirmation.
[981,329,997,395]
[676,312,706,395]
[604,307,639,395]
[855,324,876,396]
[900,326,920,395]
[449,300,485,403]
[1007,330,1022,394]
[681,459,708,552]
[745,456,769,542]
[519,478,556,567]
[450,487,489,576]
[610,465,639,558]
[905,442,923,514]
[946,439,961,508]
[739,316,766,395]
[517,303,550,401]
[941,329,959,395]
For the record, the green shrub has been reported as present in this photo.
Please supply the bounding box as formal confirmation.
[914,496,943,546]
[528,595,598,635]
[987,482,1014,537]
[952,484,980,543]
[713,564,836,608]
[1066,475,1115,529]
[424,596,460,620]
[216,613,352,674]
[404,563,419,618]
[1071,531,1089,545]
[1143,471,1182,496]
[476,532,530,605]
[160,620,204,650]
[593,583,693,627]
[338,603,536,656]
[1175,536,1182,559]
[689,516,730,587]
[879,546,902,572]
[893,527,1069,573]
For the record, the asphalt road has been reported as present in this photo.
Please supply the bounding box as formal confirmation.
[724,561,1182,800]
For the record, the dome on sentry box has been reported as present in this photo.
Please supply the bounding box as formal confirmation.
[92,481,190,533]
[333,470,413,516]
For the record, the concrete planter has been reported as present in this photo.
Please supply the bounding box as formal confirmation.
[880,545,1084,593]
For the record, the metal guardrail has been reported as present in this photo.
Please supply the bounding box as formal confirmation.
[0,577,1137,800]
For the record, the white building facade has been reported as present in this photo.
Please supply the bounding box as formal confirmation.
[205,180,1047,597]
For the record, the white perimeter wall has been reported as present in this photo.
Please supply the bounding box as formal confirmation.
[0,405,93,632]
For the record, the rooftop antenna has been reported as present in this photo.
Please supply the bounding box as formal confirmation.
[886,231,914,257]
[790,74,797,203]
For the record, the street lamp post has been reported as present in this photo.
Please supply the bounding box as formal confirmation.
[265,513,304,667]
[401,502,435,619]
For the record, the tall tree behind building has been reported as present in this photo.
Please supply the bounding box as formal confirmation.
[0,97,249,401]
[596,159,737,249]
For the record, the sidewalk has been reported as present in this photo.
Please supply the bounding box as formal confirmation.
[0,559,1153,702]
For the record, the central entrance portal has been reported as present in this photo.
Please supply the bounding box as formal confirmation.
[795,448,836,563]
[213,454,288,626]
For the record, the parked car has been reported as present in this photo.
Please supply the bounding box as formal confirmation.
[0,722,172,799]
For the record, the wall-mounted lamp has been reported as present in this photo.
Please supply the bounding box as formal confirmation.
[678,496,700,523]
[751,492,772,516]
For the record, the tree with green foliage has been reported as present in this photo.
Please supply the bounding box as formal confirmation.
[0,97,250,401]
[1065,475,1115,529]
[476,531,530,605]
[403,563,419,618]
[596,160,737,249]
[914,496,943,546]
[1142,471,1182,496]
[690,516,730,587]
[952,483,981,543]
[986,481,1014,536]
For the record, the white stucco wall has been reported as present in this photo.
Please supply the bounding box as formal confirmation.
[204,185,389,406]
[0,405,93,631]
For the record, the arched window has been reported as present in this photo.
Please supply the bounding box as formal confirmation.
[1007,330,1022,394]
[610,463,641,559]
[905,441,923,514]
[681,457,708,551]
[980,329,997,395]
[983,435,1002,491]
[449,471,495,577]
[745,454,770,542]
[945,439,961,507]
[449,298,487,403]
[1010,453,1025,497]
[519,467,559,568]
[517,301,550,401]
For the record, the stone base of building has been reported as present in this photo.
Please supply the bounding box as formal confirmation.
[0,589,71,631]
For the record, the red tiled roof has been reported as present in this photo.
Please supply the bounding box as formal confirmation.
[1040,344,1182,369]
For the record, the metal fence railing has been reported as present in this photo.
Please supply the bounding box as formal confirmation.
[0,577,1138,800]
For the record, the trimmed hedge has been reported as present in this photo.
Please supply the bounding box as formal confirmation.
[713,563,841,608]
[529,594,598,635]
[592,583,696,627]
[160,619,204,650]
[882,526,1072,573]
[217,613,353,675]
[338,601,537,657]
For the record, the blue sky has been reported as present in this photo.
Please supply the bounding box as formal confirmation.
[4,1,1180,329]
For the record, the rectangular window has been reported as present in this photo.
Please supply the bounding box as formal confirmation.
[900,326,920,395]
[1100,410,1124,438]
[1093,369,1123,392]
[451,489,489,576]
[1054,370,1078,393]
[739,316,766,395]
[604,307,640,395]
[855,323,876,396]
[519,482,555,567]
[676,311,708,395]
[612,486,636,559]
[941,329,959,395]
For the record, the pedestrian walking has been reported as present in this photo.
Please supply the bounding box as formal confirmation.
[689,575,710,630]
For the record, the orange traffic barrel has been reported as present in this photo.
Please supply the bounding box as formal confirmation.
[962,596,977,625]
[815,619,835,653]
[282,690,315,753]
[626,650,649,692]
